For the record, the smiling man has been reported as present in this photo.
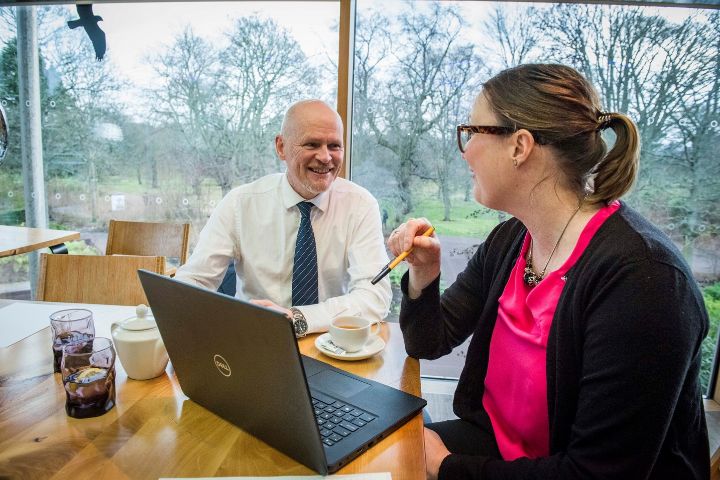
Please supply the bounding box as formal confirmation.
[175,100,392,336]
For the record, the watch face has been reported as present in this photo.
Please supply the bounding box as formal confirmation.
[294,318,308,335]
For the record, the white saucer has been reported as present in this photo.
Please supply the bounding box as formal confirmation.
[315,333,385,361]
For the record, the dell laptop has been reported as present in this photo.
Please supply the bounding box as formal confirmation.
[138,270,426,474]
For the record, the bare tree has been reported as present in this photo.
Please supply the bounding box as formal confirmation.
[150,18,314,195]
[350,13,394,203]
[663,12,720,258]
[0,5,70,49]
[1,5,120,175]
[418,64,482,222]
[0,5,123,225]
[482,5,541,69]
[221,16,315,183]
[534,5,719,262]
[150,27,229,192]
[352,14,391,140]
[536,6,708,159]
[420,95,464,221]
[361,3,481,216]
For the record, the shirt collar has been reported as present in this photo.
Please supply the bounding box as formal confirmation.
[281,173,331,213]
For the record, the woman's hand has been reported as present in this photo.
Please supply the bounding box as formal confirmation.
[387,218,440,298]
[424,427,451,480]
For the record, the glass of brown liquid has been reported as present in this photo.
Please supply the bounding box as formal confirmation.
[61,337,116,419]
[50,309,95,373]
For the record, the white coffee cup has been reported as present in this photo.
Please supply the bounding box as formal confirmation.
[329,316,380,353]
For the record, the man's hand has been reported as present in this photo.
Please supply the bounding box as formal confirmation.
[424,427,451,480]
[250,299,292,319]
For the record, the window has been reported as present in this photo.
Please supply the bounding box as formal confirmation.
[3,0,718,393]
[0,2,339,293]
[350,1,720,386]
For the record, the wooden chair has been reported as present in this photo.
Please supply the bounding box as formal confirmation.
[36,253,166,306]
[105,220,190,265]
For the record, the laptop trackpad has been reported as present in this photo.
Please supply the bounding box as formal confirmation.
[308,370,371,398]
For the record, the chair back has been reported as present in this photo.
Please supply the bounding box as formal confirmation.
[106,220,190,265]
[36,253,166,305]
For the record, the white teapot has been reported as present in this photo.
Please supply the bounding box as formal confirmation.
[111,304,169,380]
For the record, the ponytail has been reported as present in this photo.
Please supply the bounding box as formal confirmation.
[585,112,640,205]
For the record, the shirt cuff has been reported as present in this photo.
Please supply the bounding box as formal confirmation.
[293,304,327,334]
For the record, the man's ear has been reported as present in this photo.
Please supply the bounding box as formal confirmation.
[511,129,536,167]
[275,135,286,161]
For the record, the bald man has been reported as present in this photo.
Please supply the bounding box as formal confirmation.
[175,100,392,336]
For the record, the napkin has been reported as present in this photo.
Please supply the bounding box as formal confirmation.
[318,336,346,355]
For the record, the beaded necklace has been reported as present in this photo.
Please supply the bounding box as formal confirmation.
[523,204,582,287]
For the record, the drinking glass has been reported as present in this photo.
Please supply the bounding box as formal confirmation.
[61,337,116,419]
[50,309,95,373]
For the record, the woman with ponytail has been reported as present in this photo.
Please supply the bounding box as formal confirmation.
[388,64,709,479]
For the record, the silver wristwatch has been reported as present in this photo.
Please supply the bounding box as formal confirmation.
[290,307,308,338]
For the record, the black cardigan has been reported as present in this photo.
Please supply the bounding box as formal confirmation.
[400,204,710,479]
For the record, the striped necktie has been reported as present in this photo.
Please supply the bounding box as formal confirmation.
[292,201,319,306]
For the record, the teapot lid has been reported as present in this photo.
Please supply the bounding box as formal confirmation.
[121,304,157,331]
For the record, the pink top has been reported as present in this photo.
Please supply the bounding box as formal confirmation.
[482,202,620,460]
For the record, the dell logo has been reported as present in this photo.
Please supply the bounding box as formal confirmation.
[213,354,231,377]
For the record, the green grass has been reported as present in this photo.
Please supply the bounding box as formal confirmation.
[380,180,506,239]
[98,176,147,194]
[96,176,223,196]
[46,176,90,194]
[701,282,720,394]
[408,197,502,238]
[4,171,224,200]
[66,240,102,256]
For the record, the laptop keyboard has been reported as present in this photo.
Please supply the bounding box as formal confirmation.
[311,391,376,447]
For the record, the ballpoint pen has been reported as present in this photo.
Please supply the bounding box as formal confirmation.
[370,226,435,285]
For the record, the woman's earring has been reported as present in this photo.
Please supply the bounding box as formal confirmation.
[512,158,518,168]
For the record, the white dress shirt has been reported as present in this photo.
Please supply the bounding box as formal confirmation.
[175,173,392,333]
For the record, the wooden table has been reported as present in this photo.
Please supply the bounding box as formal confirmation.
[0,301,425,479]
[0,225,80,258]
